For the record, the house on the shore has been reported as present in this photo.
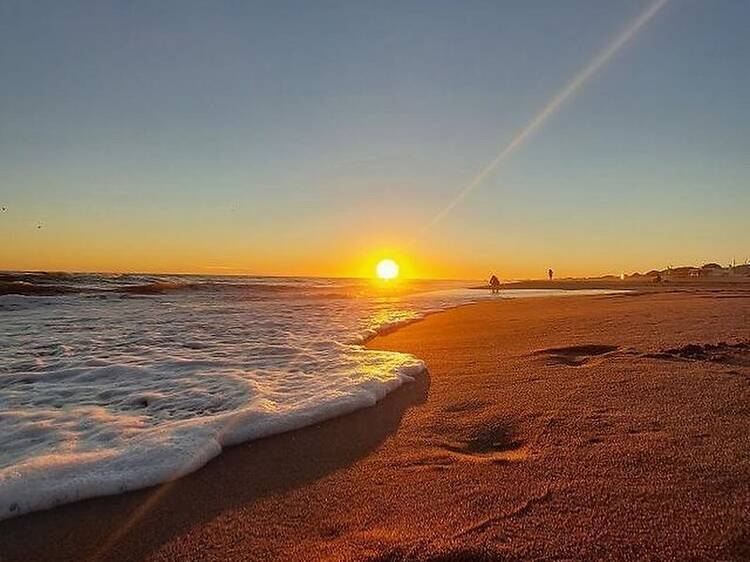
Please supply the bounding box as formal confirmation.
[647,262,749,279]
[700,263,725,276]
[667,266,698,278]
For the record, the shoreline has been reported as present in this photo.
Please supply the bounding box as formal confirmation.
[0,288,748,560]
[499,277,750,291]
[1,287,624,522]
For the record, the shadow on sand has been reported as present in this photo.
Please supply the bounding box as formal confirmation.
[0,371,431,562]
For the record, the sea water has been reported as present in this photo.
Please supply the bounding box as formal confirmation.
[0,273,615,518]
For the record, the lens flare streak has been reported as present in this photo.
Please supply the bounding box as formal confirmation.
[416,0,670,240]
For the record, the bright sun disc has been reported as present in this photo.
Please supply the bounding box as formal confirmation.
[376,259,399,280]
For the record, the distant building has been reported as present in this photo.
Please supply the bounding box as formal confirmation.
[701,263,727,277]
[669,266,697,278]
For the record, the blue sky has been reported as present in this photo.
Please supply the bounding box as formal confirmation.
[0,0,748,277]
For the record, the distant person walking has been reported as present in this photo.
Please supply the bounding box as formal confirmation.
[548,268,554,281]
[489,274,501,294]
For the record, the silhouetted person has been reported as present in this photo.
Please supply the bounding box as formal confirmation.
[489,274,501,294]
[548,268,554,281]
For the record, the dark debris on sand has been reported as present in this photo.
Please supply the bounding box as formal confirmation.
[646,341,750,367]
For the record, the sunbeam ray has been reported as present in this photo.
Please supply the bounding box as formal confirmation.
[414,0,670,243]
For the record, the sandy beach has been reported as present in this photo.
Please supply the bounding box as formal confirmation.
[1,287,748,561]
[4,1,748,559]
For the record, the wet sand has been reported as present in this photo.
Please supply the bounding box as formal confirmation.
[1,289,749,561]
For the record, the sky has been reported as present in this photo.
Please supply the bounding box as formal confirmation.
[0,0,748,279]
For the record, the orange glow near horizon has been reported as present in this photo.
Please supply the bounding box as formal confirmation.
[0,206,742,281]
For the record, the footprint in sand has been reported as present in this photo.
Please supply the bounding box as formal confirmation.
[438,420,527,463]
[534,344,619,367]
[403,417,529,470]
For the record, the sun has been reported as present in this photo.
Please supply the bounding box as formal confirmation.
[376,258,399,281]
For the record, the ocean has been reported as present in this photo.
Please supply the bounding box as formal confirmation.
[0,272,615,518]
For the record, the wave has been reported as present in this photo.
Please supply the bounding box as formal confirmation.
[0,273,361,298]
[0,357,424,521]
[0,309,431,520]
[0,281,79,297]
[116,281,198,294]
[115,280,330,296]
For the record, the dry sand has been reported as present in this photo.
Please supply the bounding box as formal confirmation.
[0,288,748,561]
